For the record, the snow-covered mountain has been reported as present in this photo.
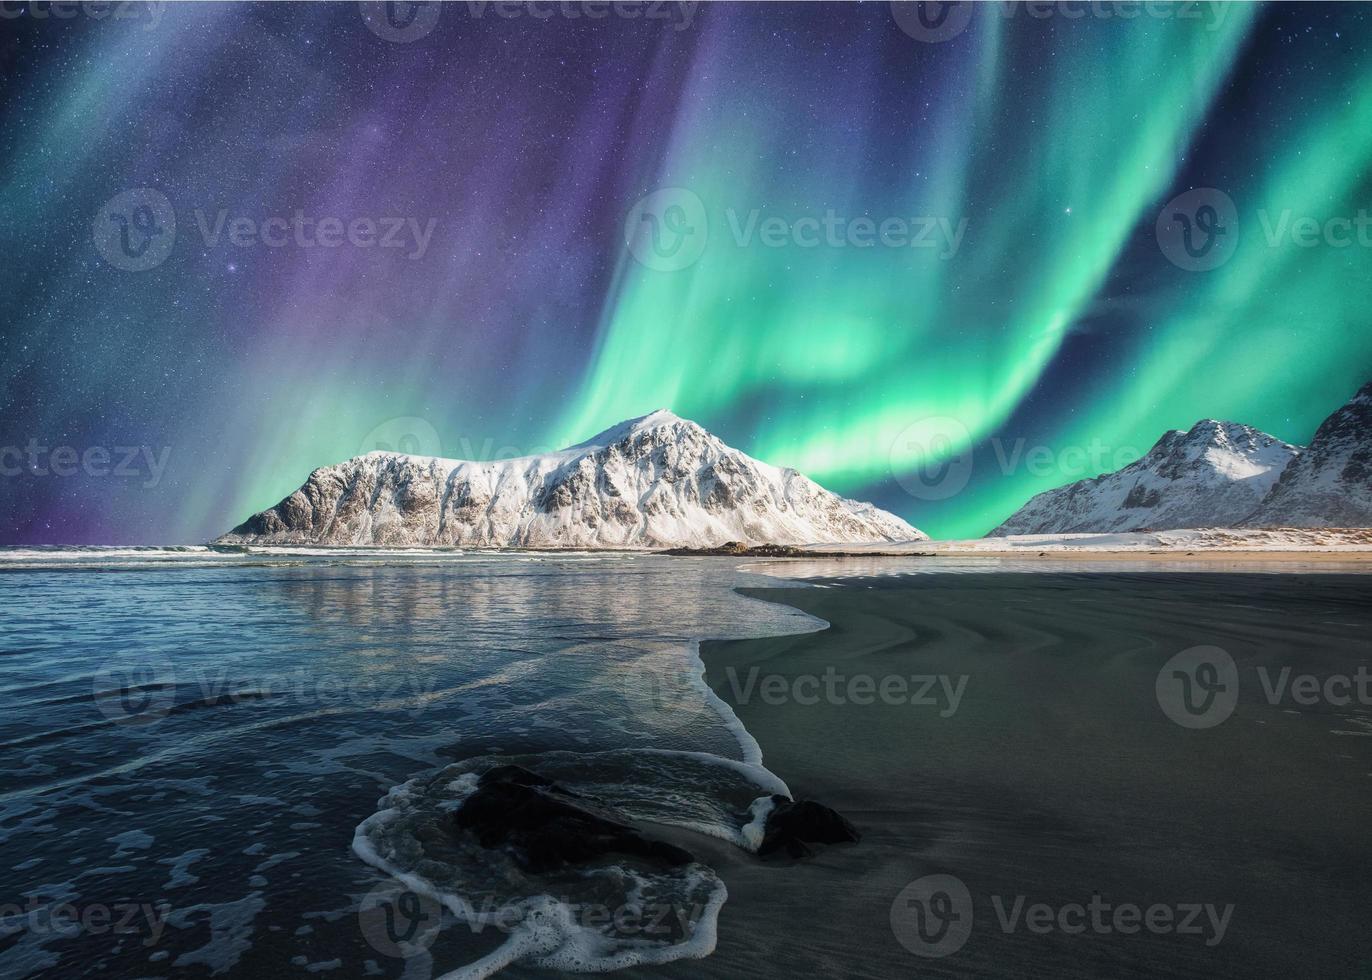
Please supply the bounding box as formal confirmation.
[989,420,1300,536]
[216,410,925,548]
[1243,381,1372,528]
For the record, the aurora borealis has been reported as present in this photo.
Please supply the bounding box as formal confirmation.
[2,1,1371,544]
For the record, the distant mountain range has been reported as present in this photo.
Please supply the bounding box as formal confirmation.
[992,381,1372,535]
[219,383,1369,550]
[217,410,925,548]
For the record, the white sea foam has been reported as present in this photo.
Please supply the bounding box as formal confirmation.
[352,748,792,976]
[740,795,778,852]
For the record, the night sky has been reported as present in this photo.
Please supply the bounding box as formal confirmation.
[2,1,1370,544]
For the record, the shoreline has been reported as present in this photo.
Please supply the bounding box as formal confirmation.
[790,548,1372,562]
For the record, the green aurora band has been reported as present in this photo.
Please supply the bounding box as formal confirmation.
[553,5,1372,538]
[7,4,1370,543]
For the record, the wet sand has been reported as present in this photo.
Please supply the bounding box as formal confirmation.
[643,572,1372,979]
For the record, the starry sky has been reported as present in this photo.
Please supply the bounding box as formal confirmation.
[2,1,1370,545]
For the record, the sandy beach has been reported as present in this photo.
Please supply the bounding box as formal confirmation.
[622,570,1372,979]
[800,527,1372,561]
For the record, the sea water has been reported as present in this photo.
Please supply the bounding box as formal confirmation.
[0,549,821,978]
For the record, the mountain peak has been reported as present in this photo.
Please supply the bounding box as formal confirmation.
[573,409,703,449]
[994,378,1372,535]
[218,411,924,548]
[1185,418,1228,436]
[1177,418,1266,444]
[1244,379,1372,527]
[992,418,1299,536]
[621,407,685,431]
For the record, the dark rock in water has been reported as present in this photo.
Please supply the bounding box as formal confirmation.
[453,765,695,873]
[478,763,558,789]
[759,796,861,858]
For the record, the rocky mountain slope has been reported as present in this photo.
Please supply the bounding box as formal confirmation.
[992,380,1371,534]
[216,410,925,548]
[1243,381,1372,527]
[990,420,1300,535]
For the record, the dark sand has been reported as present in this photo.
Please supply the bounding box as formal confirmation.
[638,572,1372,979]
